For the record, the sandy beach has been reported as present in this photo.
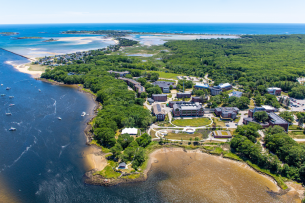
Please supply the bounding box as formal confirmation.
[56,36,118,45]
[83,145,108,171]
[5,60,44,78]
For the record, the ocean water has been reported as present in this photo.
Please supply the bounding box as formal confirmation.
[1,23,305,58]
[0,23,304,202]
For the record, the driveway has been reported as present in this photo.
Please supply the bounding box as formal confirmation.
[238,110,248,126]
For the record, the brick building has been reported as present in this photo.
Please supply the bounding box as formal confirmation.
[267,87,282,96]
[214,107,240,119]
[177,92,192,98]
[152,81,176,93]
[118,77,145,97]
[243,112,289,132]
[107,70,129,77]
[152,94,167,102]
[248,105,278,118]
[152,103,166,121]
[172,102,204,117]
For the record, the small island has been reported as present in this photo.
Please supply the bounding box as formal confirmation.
[0,32,19,36]
[43,38,58,42]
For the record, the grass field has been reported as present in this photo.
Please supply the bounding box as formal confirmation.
[147,71,184,79]
[27,63,49,72]
[288,131,305,139]
[172,117,211,127]
[212,118,226,127]
[166,132,202,140]
[289,125,302,130]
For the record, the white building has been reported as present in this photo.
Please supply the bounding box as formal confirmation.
[122,128,138,135]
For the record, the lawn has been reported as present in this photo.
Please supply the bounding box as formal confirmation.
[172,117,211,127]
[212,118,226,127]
[94,165,121,179]
[147,71,184,79]
[27,63,50,72]
[166,132,203,140]
[288,131,305,139]
[289,125,302,130]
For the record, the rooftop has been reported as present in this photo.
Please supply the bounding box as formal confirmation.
[218,83,232,89]
[153,103,166,114]
[122,128,138,135]
[195,83,209,88]
[174,102,202,111]
[268,113,289,125]
[152,81,175,88]
[152,94,167,97]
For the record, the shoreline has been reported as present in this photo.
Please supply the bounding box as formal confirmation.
[36,78,304,200]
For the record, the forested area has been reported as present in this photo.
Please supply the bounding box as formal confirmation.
[231,124,305,182]
[164,35,305,98]
[41,50,154,169]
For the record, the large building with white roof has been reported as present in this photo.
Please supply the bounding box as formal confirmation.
[122,128,138,135]
[172,102,204,117]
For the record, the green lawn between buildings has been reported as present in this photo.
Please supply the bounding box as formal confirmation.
[172,117,211,127]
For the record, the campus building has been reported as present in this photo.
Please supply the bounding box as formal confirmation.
[152,103,166,121]
[209,83,233,96]
[172,102,204,117]
[152,94,167,102]
[194,83,209,90]
[118,77,145,97]
[107,70,130,77]
[243,112,289,132]
[214,107,240,119]
[177,92,192,98]
[267,87,282,96]
[248,105,278,118]
[191,96,208,103]
[152,81,176,93]
[229,91,243,98]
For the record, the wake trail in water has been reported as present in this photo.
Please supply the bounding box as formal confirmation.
[0,136,38,172]
[51,98,57,115]
[59,143,70,158]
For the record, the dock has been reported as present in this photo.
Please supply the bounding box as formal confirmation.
[0,48,31,60]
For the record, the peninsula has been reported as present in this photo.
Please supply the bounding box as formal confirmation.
[36,34,305,201]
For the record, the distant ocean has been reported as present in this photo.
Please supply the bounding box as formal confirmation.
[1,23,305,59]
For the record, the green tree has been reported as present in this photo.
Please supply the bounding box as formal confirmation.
[279,111,294,123]
[111,143,123,158]
[117,133,134,149]
[136,133,151,147]
[254,111,269,123]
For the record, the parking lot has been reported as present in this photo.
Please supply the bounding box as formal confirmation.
[280,96,305,112]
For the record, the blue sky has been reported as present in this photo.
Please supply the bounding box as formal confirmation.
[1,0,304,24]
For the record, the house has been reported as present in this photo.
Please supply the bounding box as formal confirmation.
[152,94,167,102]
[107,70,130,77]
[152,81,176,93]
[177,92,192,98]
[152,103,166,121]
[172,102,204,117]
[194,83,209,90]
[243,112,289,132]
[118,162,127,169]
[214,107,240,119]
[213,131,232,138]
[191,96,208,103]
[122,128,138,135]
[248,105,278,118]
[267,87,282,96]
[147,98,154,104]
[229,91,243,98]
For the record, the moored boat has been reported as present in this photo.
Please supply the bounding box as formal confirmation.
[81,112,86,117]
[6,113,12,116]
[9,104,15,107]
[9,96,14,98]
[6,87,11,90]
[58,117,62,120]
[38,89,41,92]
[9,127,16,131]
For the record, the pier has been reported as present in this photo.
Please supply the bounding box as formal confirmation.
[0,48,31,60]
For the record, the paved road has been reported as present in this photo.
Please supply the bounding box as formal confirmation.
[238,110,248,126]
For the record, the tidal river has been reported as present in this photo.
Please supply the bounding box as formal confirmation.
[0,49,300,202]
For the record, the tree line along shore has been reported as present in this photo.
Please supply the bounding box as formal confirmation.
[39,34,305,199]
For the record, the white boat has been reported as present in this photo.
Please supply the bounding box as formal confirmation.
[6,87,11,90]
[1,84,3,86]
[1,94,5,96]
[6,113,12,116]
[58,117,62,120]
[9,96,14,99]
[81,112,86,117]
[9,127,16,131]
[9,104,15,107]
[38,89,41,92]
